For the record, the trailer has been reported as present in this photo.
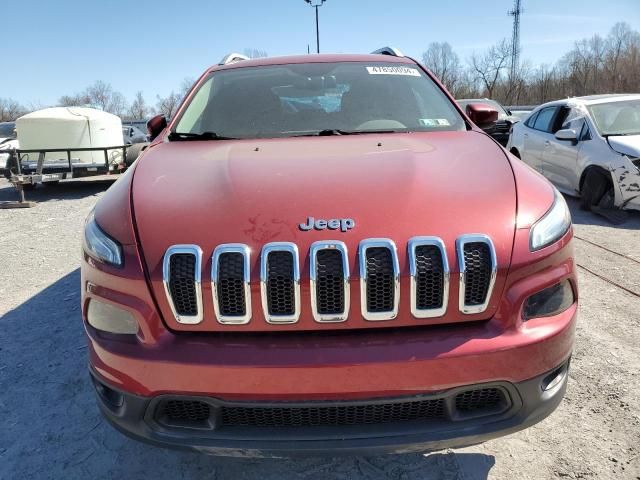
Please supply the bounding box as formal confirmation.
[0,107,144,208]
[0,144,133,208]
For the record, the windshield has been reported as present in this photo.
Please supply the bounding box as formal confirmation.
[587,100,640,136]
[174,62,465,139]
[0,122,16,139]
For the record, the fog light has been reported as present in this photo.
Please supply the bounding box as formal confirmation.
[523,280,574,320]
[542,364,568,392]
[87,299,139,334]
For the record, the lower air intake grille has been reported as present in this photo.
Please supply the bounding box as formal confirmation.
[316,249,345,315]
[414,245,444,309]
[221,399,446,427]
[463,242,492,306]
[168,254,198,316]
[365,247,395,312]
[266,251,295,315]
[217,253,246,317]
[455,388,505,414]
[161,400,211,422]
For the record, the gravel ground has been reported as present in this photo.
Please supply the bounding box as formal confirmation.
[1,178,639,480]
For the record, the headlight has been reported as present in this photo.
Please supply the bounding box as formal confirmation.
[529,189,571,251]
[83,210,123,266]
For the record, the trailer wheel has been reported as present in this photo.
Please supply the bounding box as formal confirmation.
[580,169,613,210]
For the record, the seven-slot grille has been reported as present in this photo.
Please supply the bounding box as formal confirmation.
[162,235,496,324]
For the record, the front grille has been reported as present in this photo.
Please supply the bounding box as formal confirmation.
[153,386,512,432]
[221,399,446,428]
[463,243,492,306]
[217,253,246,316]
[414,245,445,310]
[168,254,198,316]
[266,251,295,315]
[162,234,497,325]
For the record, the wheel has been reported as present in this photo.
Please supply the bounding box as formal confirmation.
[510,148,521,159]
[580,169,613,210]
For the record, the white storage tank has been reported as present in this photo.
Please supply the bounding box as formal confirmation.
[16,107,123,165]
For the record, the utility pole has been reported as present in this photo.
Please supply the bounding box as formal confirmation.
[304,0,326,53]
[508,0,523,81]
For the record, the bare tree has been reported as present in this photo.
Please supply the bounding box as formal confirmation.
[126,91,149,120]
[180,77,195,98]
[469,39,512,98]
[422,42,462,94]
[58,93,90,107]
[155,91,181,118]
[58,80,128,115]
[0,98,27,121]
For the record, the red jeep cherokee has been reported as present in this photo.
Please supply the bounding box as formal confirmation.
[81,49,577,456]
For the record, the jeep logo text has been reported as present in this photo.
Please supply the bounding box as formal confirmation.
[299,217,355,232]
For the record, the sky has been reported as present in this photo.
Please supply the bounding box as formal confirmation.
[2,0,639,108]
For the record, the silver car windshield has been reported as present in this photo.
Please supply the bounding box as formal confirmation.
[173,62,465,139]
[587,100,640,136]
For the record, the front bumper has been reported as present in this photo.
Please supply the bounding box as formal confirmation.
[91,359,570,457]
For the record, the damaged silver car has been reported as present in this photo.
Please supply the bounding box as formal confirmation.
[508,94,640,212]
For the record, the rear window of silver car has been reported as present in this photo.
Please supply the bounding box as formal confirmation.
[174,62,465,139]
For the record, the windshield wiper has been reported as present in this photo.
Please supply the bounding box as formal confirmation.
[168,131,238,141]
[293,129,403,137]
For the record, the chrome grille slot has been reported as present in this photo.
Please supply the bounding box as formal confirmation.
[359,239,400,321]
[212,244,251,325]
[162,245,203,324]
[260,242,300,324]
[456,235,497,314]
[310,241,350,323]
[408,237,449,318]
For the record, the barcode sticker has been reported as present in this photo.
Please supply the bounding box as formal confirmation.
[366,66,421,76]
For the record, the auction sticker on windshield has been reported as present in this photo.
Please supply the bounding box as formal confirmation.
[366,66,421,76]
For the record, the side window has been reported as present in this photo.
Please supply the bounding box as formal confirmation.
[551,106,571,133]
[532,107,557,132]
[580,122,592,141]
[525,111,539,128]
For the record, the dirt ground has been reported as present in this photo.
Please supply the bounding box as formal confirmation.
[1,178,639,480]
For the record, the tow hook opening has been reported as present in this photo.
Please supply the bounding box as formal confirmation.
[92,376,124,409]
[541,361,569,392]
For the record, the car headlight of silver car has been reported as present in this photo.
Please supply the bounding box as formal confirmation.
[83,210,123,266]
[529,189,571,251]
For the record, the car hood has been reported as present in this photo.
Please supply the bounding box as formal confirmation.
[607,134,640,158]
[132,131,517,331]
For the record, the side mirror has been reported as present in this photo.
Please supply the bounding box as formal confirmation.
[465,103,499,130]
[147,114,167,141]
[555,128,578,143]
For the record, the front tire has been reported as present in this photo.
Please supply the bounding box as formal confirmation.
[580,169,613,210]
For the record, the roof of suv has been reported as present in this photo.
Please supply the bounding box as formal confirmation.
[208,53,415,73]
